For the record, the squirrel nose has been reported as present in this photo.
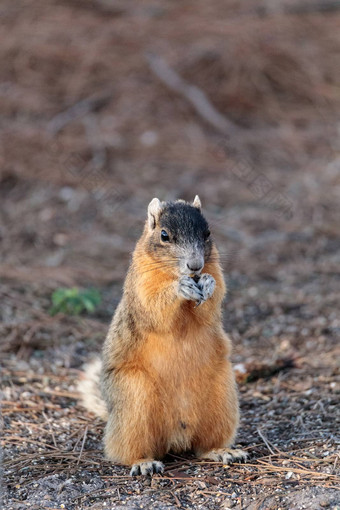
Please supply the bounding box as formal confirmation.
[187,261,203,273]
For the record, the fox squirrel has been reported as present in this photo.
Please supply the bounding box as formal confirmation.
[79,196,247,475]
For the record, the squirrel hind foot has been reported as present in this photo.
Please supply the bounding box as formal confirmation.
[199,448,248,464]
[130,460,165,476]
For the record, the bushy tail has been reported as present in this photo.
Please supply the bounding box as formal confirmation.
[77,358,108,421]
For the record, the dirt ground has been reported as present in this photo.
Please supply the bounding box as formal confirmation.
[1,0,339,509]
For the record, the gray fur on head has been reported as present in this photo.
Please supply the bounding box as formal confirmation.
[148,198,163,229]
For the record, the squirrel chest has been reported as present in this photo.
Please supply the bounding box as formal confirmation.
[136,327,226,450]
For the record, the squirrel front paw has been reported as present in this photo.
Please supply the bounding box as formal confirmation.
[198,273,216,301]
[178,275,204,303]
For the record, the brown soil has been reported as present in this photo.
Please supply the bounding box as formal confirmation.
[1,1,339,509]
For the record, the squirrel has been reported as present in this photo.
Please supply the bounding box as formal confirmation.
[78,196,247,476]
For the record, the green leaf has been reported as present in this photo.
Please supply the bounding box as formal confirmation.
[49,287,101,316]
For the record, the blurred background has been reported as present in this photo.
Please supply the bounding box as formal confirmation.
[1,0,339,507]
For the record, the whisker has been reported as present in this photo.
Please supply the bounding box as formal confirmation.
[139,267,178,275]
[138,263,178,277]
[139,259,178,267]
[135,258,179,268]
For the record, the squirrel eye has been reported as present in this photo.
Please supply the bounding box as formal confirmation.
[204,230,211,241]
[161,230,170,242]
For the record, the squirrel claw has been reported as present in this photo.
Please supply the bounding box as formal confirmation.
[197,273,216,301]
[130,460,164,476]
[178,275,204,303]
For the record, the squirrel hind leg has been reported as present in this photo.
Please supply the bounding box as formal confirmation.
[198,447,248,464]
[130,459,165,476]
[77,358,108,421]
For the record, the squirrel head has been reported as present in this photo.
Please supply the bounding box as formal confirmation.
[144,196,213,277]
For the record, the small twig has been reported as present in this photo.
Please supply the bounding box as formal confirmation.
[40,389,79,399]
[169,490,182,508]
[3,436,59,450]
[42,411,57,448]
[145,52,242,139]
[82,114,107,171]
[286,0,340,14]
[256,461,340,480]
[47,90,114,135]
[77,426,88,465]
[2,403,61,414]
[257,428,275,455]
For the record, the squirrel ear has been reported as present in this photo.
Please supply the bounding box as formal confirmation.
[148,198,162,229]
[193,195,202,210]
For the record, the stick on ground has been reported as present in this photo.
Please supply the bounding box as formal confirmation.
[145,52,242,139]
